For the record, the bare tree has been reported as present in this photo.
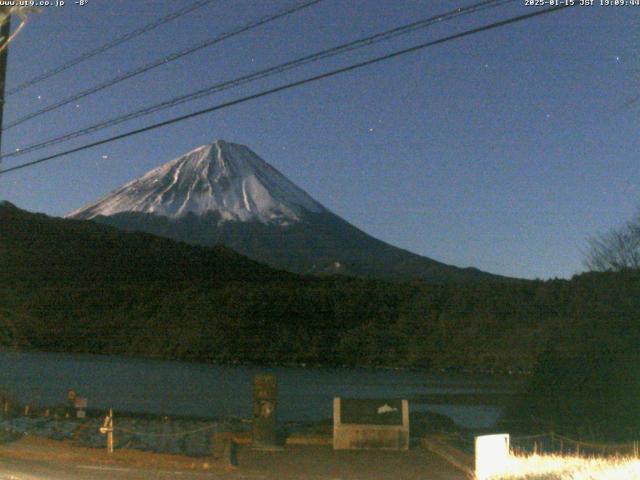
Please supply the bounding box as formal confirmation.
[584,212,640,271]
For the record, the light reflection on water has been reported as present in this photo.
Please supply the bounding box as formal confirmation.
[0,350,520,429]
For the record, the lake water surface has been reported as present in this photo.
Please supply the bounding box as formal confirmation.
[0,350,521,429]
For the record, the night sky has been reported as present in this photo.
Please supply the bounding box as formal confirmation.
[0,0,637,280]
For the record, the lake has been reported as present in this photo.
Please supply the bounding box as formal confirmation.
[0,350,523,429]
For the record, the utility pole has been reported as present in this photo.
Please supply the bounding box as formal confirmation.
[0,9,10,161]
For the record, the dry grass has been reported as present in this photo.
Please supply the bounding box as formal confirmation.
[490,453,640,480]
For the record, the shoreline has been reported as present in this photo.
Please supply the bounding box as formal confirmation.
[0,346,534,377]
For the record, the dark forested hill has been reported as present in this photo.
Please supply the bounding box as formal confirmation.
[0,201,287,289]
[1,202,638,381]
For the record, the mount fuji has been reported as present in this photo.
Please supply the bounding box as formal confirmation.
[68,140,502,283]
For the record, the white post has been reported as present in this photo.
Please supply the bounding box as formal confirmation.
[99,409,114,454]
[475,434,510,480]
[107,409,114,454]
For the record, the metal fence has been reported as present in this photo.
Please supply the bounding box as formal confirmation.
[0,407,250,457]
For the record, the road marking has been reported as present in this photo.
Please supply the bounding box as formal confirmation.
[76,465,189,476]
[77,465,132,472]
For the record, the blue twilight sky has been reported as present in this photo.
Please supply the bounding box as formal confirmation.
[0,0,637,280]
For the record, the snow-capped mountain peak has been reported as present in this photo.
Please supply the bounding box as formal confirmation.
[68,140,325,224]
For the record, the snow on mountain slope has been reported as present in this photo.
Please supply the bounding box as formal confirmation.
[65,140,507,283]
[68,140,325,225]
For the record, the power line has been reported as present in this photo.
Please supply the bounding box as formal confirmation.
[4,0,218,97]
[1,0,514,160]
[0,4,573,177]
[4,0,324,130]
[2,0,512,158]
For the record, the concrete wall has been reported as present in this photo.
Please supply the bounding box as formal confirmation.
[333,397,409,450]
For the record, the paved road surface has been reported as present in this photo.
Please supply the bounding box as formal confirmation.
[0,439,467,479]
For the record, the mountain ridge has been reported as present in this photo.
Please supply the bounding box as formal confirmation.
[68,140,508,283]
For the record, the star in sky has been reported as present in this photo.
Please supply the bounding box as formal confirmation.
[3,0,635,281]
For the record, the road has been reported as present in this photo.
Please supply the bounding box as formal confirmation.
[0,437,467,480]
[0,457,248,480]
